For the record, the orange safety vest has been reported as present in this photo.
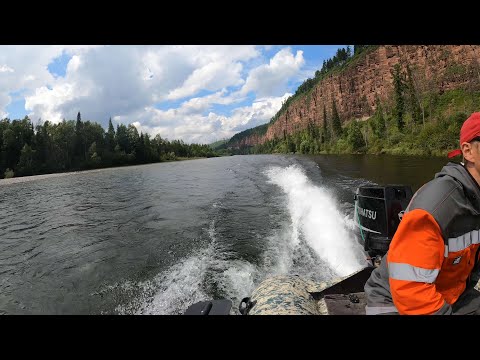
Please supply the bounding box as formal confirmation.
[365,162,480,315]
[388,209,480,314]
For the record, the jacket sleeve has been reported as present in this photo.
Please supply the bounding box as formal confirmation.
[387,208,451,315]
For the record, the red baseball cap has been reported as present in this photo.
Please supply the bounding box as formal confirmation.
[448,112,480,158]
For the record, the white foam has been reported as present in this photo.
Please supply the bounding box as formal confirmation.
[115,165,369,314]
[115,220,257,314]
[134,254,211,315]
[265,165,366,277]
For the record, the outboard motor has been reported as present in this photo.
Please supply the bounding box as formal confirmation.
[354,185,413,258]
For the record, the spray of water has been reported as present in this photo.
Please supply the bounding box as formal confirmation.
[265,165,366,277]
[113,163,368,314]
[114,220,256,314]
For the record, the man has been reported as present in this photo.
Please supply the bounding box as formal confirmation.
[364,112,480,315]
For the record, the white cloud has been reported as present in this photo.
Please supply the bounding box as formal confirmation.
[0,93,10,118]
[0,65,14,73]
[165,45,259,100]
[180,89,244,114]
[22,45,260,125]
[226,93,292,132]
[25,47,154,123]
[25,83,77,123]
[62,45,104,54]
[1,45,308,144]
[167,60,244,100]
[66,55,82,73]
[117,92,292,144]
[0,45,101,120]
[240,47,304,97]
[261,45,275,51]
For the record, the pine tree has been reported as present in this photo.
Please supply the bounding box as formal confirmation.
[347,121,364,151]
[135,132,145,163]
[370,96,386,138]
[405,65,422,125]
[393,64,405,131]
[75,111,85,161]
[332,98,342,137]
[322,105,329,143]
[116,124,129,153]
[354,45,367,55]
[106,117,116,152]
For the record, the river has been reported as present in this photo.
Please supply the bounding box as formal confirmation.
[0,154,449,314]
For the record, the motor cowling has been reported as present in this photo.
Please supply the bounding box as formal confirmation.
[354,185,413,257]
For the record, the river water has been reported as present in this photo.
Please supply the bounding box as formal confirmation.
[0,154,449,314]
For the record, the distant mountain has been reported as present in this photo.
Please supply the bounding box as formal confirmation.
[209,139,228,150]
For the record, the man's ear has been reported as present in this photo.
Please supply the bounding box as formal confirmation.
[462,142,475,163]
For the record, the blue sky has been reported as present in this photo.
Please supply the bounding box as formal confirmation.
[47,51,71,78]
[0,45,348,143]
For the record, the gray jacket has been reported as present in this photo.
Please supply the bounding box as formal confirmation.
[364,162,480,315]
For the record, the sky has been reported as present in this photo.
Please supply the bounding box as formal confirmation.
[0,45,347,144]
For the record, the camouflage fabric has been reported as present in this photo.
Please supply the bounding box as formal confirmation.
[247,270,480,315]
[248,275,342,315]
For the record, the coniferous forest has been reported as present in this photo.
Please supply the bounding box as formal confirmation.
[0,112,217,179]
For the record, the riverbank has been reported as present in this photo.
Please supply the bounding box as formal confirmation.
[0,157,210,186]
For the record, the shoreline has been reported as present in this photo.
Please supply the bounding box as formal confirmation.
[0,157,208,186]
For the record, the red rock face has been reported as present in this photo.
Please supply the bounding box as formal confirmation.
[234,133,264,148]
[232,45,480,148]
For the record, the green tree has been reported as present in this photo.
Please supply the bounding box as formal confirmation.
[371,96,386,138]
[143,133,153,162]
[393,64,405,131]
[2,127,17,170]
[347,121,364,151]
[34,122,49,173]
[106,117,116,152]
[75,111,86,161]
[136,133,146,162]
[405,65,422,125]
[0,119,9,175]
[331,98,342,137]
[116,124,129,153]
[299,140,310,154]
[17,144,36,176]
[346,46,352,58]
[354,45,368,55]
[322,105,329,143]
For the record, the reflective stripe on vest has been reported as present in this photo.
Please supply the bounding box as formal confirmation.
[365,305,398,315]
[388,262,439,283]
[447,230,480,253]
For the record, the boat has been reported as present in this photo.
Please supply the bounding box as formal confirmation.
[184,184,414,315]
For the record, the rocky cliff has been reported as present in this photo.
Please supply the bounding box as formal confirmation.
[230,45,480,148]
